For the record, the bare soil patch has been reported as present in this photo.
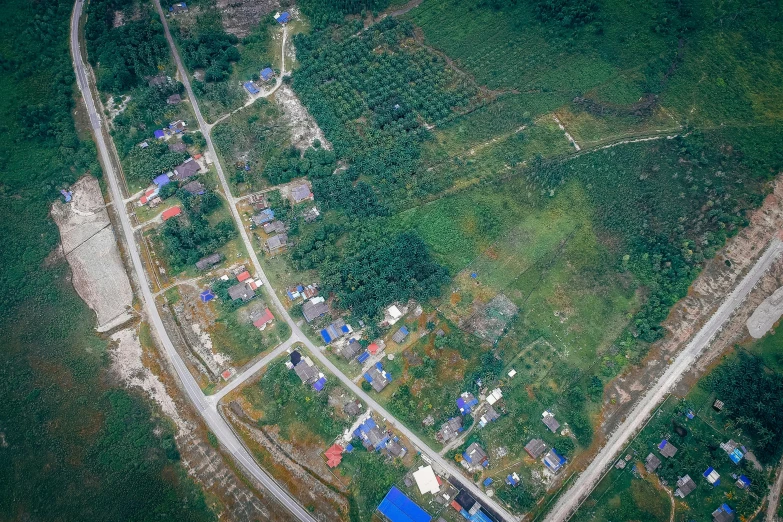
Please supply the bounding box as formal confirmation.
[217,0,279,38]
[51,176,134,331]
[274,85,332,152]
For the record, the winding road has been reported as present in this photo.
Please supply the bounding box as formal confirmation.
[70,1,316,521]
[544,238,783,522]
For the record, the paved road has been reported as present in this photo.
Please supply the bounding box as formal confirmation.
[70,3,316,521]
[210,337,295,403]
[149,2,517,519]
[544,238,783,522]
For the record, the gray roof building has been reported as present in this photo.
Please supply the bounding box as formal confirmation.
[173,158,200,180]
[437,417,463,443]
[195,252,222,270]
[659,440,678,458]
[525,439,547,459]
[366,366,390,392]
[481,405,500,423]
[542,414,560,433]
[344,399,362,416]
[263,220,286,234]
[385,439,407,458]
[302,300,329,323]
[266,234,288,252]
[291,184,312,203]
[168,142,187,153]
[182,180,205,195]
[228,282,255,301]
[293,358,319,385]
[463,443,488,469]
[340,338,362,360]
[167,93,182,104]
[645,453,661,473]
[675,475,697,498]
[392,327,409,344]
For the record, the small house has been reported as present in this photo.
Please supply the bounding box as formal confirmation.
[479,405,500,427]
[364,362,391,392]
[293,356,319,385]
[736,475,751,489]
[339,338,362,360]
[712,504,735,522]
[252,208,275,226]
[486,388,503,405]
[252,308,274,330]
[320,318,351,343]
[385,438,407,458]
[343,399,362,416]
[482,478,493,487]
[456,392,478,415]
[392,326,409,344]
[166,93,182,104]
[237,271,251,283]
[289,350,301,366]
[227,282,255,302]
[199,289,214,303]
[704,467,721,486]
[304,206,320,223]
[506,473,520,487]
[154,129,167,139]
[713,399,725,412]
[265,233,288,252]
[354,417,389,451]
[161,206,182,221]
[173,158,200,180]
[675,475,697,498]
[263,220,285,234]
[195,253,222,270]
[313,376,327,392]
[291,183,313,203]
[543,448,567,474]
[243,82,260,95]
[153,173,171,187]
[182,180,206,195]
[169,120,186,133]
[659,439,678,458]
[260,67,275,82]
[324,444,343,468]
[170,2,187,13]
[645,453,661,473]
[139,187,159,205]
[302,300,329,323]
[148,75,168,87]
[524,439,547,459]
[542,411,560,433]
[462,442,489,470]
[437,417,463,443]
[274,11,290,24]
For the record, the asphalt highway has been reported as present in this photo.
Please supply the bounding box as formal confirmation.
[544,238,783,522]
[70,2,317,520]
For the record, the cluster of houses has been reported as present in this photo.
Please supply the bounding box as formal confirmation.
[244,67,276,95]
[249,184,312,255]
[136,155,204,210]
[620,427,754,522]
[152,119,187,141]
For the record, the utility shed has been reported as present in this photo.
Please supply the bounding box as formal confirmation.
[392,326,409,344]
[377,486,432,522]
[524,439,547,459]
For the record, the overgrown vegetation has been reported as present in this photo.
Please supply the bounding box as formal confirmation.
[0,0,214,519]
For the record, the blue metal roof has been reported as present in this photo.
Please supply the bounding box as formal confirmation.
[320,329,332,343]
[729,448,744,463]
[739,475,751,486]
[459,508,492,522]
[260,67,274,81]
[296,285,304,292]
[658,439,669,450]
[375,362,383,370]
[341,324,351,333]
[313,377,326,391]
[154,174,170,186]
[364,372,373,383]
[345,443,353,452]
[243,81,259,95]
[482,478,493,486]
[154,129,166,139]
[377,486,431,522]
[400,326,409,335]
[353,417,378,438]
[357,351,370,363]
[275,11,290,23]
[200,290,214,302]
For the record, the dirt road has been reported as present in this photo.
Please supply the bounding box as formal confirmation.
[767,455,783,521]
[544,238,783,522]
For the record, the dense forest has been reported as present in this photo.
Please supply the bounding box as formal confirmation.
[85,0,169,92]
[0,0,215,519]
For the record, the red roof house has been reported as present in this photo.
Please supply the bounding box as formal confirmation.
[139,187,157,205]
[368,343,380,355]
[237,271,251,282]
[253,308,274,329]
[324,444,344,468]
[161,206,182,221]
[451,500,463,512]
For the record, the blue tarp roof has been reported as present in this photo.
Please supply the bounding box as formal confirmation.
[260,67,274,80]
[320,329,332,343]
[243,82,259,94]
[399,326,409,335]
[658,440,669,450]
[729,448,744,463]
[200,290,214,302]
[739,475,751,486]
[357,351,370,363]
[275,11,290,23]
[364,372,373,383]
[296,285,304,292]
[154,174,170,186]
[353,418,378,438]
[313,377,326,391]
[377,486,431,522]
[482,478,493,486]
[154,129,165,139]
[345,443,353,452]
[341,324,351,333]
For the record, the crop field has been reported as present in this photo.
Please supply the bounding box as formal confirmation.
[232,358,414,521]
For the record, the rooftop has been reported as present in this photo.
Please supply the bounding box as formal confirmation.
[377,486,432,522]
